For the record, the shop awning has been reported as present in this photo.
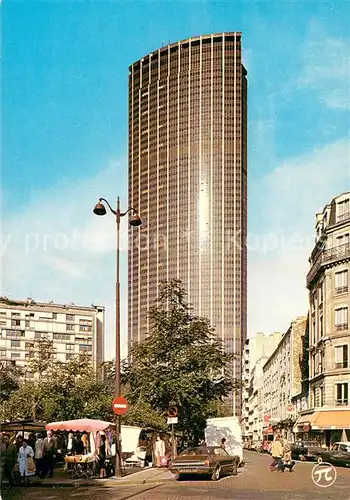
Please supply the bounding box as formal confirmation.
[292,413,317,432]
[293,409,350,432]
[312,410,350,430]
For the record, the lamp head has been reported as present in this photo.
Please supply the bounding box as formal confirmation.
[93,201,107,216]
[129,212,142,227]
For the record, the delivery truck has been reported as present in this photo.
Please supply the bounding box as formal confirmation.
[205,417,244,466]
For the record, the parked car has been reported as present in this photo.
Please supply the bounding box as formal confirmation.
[169,446,240,481]
[315,442,350,468]
[291,440,323,461]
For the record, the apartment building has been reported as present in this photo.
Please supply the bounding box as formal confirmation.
[262,317,307,439]
[241,332,281,441]
[0,297,104,372]
[294,192,350,443]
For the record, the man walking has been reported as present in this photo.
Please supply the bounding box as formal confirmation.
[270,435,283,472]
[1,434,17,488]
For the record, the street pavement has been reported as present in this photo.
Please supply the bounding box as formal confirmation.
[2,451,350,500]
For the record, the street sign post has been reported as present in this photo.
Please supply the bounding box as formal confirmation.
[168,402,178,460]
[167,417,178,424]
[112,396,128,415]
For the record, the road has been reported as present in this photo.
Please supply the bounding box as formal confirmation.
[2,451,350,500]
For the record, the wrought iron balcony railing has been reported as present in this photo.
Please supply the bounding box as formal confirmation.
[307,242,350,286]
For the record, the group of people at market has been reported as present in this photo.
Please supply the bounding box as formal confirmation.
[0,429,110,487]
[0,430,57,486]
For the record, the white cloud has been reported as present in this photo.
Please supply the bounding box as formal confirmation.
[2,158,131,360]
[298,28,350,110]
[248,137,350,336]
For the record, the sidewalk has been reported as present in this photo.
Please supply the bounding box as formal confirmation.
[10,467,176,488]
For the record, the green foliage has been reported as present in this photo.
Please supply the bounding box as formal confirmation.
[124,279,235,443]
[0,363,22,401]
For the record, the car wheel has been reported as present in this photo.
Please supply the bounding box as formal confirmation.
[316,455,323,464]
[211,465,221,481]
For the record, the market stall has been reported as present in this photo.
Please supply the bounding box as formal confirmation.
[46,419,115,478]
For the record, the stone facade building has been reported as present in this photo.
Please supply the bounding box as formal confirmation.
[294,192,350,443]
[0,297,105,373]
[241,332,281,442]
[262,317,307,439]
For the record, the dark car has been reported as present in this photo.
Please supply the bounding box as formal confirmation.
[315,442,350,468]
[169,446,240,481]
[291,440,323,461]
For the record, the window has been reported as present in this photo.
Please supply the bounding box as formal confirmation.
[336,233,349,246]
[52,313,57,320]
[25,341,34,349]
[66,344,74,351]
[66,314,75,323]
[11,352,20,359]
[319,283,323,303]
[11,319,20,327]
[66,324,75,331]
[335,270,348,293]
[337,198,349,221]
[335,307,348,329]
[335,345,348,368]
[336,383,348,405]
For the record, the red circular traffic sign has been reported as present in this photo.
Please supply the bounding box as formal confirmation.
[112,396,128,415]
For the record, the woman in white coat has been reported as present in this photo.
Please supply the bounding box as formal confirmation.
[18,440,35,484]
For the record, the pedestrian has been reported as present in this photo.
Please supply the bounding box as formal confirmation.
[154,436,165,467]
[42,431,56,478]
[281,440,295,472]
[270,435,283,472]
[220,438,227,451]
[82,433,89,455]
[18,439,35,485]
[1,434,17,488]
[98,434,107,478]
[35,433,44,476]
[67,432,75,455]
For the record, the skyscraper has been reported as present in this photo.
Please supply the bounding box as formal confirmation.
[128,33,247,415]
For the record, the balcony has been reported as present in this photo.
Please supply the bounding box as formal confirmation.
[335,286,348,295]
[307,242,350,287]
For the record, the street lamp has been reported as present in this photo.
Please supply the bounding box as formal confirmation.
[93,196,141,478]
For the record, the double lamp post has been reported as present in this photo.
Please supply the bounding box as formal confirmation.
[93,196,142,478]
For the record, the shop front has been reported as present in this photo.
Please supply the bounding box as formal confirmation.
[293,409,350,446]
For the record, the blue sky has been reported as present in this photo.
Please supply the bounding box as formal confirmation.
[2,0,350,359]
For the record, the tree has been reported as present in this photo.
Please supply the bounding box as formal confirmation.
[0,362,22,402]
[123,280,235,444]
[28,338,56,381]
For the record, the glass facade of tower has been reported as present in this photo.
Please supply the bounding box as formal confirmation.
[128,33,247,415]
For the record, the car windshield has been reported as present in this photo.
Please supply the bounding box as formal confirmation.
[303,441,321,447]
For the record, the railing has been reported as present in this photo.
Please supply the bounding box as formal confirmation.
[335,323,348,331]
[336,212,350,224]
[307,242,350,286]
[335,286,348,294]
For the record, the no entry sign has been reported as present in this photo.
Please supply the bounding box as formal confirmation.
[112,396,128,415]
